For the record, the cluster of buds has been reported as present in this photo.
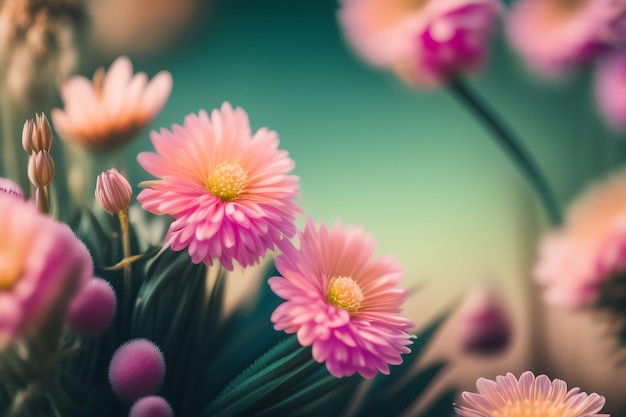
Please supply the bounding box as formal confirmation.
[22,113,55,213]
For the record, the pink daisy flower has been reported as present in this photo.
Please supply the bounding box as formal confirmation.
[338,0,501,87]
[51,55,172,152]
[456,371,609,417]
[0,195,93,349]
[535,168,626,308]
[507,0,626,77]
[268,219,413,379]
[137,102,300,271]
[594,50,626,131]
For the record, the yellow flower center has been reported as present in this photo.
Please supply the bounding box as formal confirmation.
[492,400,574,417]
[206,162,247,202]
[327,276,364,314]
[0,241,23,291]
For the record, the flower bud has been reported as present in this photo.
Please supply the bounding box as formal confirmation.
[65,277,117,338]
[130,396,174,417]
[0,178,24,200]
[22,113,53,153]
[96,168,133,214]
[458,285,511,355]
[22,119,35,153]
[28,151,55,187]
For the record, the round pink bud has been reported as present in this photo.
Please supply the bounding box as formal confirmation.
[0,178,24,200]
[129,396,174,417]
[108,339,165,403]
[96,168,133,214]
[65,277,117,337]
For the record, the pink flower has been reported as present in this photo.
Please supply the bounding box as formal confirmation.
[96,168,133,214]
[268,219,413,379]
[137,102,300,271]
[594,50,626,130]
[338,0,501,87]
[51,55,172,152]
[456,371,609,417]
[0,195,93,349]
[507,0,626,77]
[535,168,626,308]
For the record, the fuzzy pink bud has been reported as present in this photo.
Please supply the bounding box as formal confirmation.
[129,396,174,417]
[458,285,511,355]
[108,339,165,403]
[65,277,117,338]
[96,168,133,214]
[0,178,24,200]
[28,151,55,187]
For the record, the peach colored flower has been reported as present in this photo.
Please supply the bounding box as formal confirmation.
[0,195,93,349]
[456,371,609,417]
[535,168,626,307]
[507,0,626,77]
[338,0,501,87]
[51,55,172,152]
[269,219,413,379]
[137,102,300,271]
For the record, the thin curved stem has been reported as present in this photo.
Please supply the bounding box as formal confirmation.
[449,78,561,225]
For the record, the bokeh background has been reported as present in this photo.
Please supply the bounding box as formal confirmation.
[15,0,626,414]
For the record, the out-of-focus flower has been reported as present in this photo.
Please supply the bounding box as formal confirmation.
[594,50,626,130]
[96,168,133,215]
[535,168,626,308]
[337,0,501,87]
[0,177,24,200]
[51,55,173,152]
[507,0,626,77]
[27,150,55,188]
[22,113,53,154]
[268,219,413,379]
[458,285,511,355]
[108,339,166,403]
[137,102,301,271]
[0,194,93,349]
[129,396,174,417]
[65,277,117,338]
[455,371,609,417]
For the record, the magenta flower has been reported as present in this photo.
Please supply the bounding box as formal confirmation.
[595,50,626,130]
[137,102,300,271]
[268,219,412,379]
[338,0,501,87]
[51,55,172,152]
[456,371,609,417]
[507,0,626,77]
[535,168,626,308]
[0,195,93,349]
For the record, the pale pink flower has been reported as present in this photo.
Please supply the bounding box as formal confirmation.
[594,50,626,130]
[535,168,626,307]
[137,102,300,271]
[51,55,172,152]
[507,0,626,77]
[456,371,609,417]
[268,219,413,379]
[338,0,501,87]
[0,195,93,349]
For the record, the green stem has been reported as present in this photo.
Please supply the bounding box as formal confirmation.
[449,78,561,225]
[118,207,132,330]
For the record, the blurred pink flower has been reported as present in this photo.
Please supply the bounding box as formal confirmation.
[458,285,511,355]
[137,102,300,271]
[594,50,626,130]
[535,168,626,307]
[507,0,626,77]
[268,219,413,379]
[51,55,172,152]
[338,0,501,87]
[0,195,93,349]
[456,371,609,417]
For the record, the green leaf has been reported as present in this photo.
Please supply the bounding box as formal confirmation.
[418,388,457,417]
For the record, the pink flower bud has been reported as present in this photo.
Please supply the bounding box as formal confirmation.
[458,285,511,355]
[108,339,165,403]
[65,277,117,338]
[129,396,174,417]
[27,151,55,187]
[0,178,24,200]
[96,168,133,214]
